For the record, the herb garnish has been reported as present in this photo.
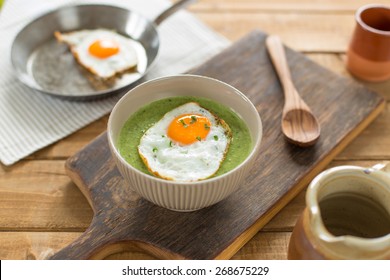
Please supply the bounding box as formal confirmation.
[152,147,158,153]
[179,119,187,127]
[204,124,210,130]
[190,115,197,124]
[214,135,218,141]
[196,136,201,141]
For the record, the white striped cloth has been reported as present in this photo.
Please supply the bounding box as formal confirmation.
[0,0,229,165]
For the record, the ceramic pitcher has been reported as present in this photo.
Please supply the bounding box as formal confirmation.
[288,164,390,259]
[346,4,390,81]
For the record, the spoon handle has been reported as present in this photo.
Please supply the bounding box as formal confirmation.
[265,35,301,109]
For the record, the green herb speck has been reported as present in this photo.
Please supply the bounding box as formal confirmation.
[214,135,218,141]
[180,119,187,127]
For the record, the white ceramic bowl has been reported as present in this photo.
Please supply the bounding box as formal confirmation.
[108,75,262,211]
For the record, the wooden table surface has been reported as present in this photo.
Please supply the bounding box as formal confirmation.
[1,0,390,260]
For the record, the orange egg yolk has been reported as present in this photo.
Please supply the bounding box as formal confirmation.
[167,114,211,145]
[88,39,120,58]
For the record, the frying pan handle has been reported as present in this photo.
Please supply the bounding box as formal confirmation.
[154,0,197,26]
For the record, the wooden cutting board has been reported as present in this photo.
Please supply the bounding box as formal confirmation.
[51,30,385,260]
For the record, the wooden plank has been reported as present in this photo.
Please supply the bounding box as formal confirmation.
[309,54,390,100]
[231,232,290,260]
[0,232,80,260]
[337,104,390,160]
[0,231,289,260]
[196,13,354,52]
[308,54,350,77]
[189,0,390,13]
[51,31,384,260]
[263,191,305,231]
[105,232,291,260]
[0,160,93,231]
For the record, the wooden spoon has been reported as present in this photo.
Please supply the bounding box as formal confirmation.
[266,35,320,147]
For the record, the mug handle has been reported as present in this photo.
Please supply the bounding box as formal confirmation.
[372,162,390,173]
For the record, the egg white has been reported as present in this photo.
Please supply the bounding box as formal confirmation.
[55,29,138,79]
[138,102,232,182]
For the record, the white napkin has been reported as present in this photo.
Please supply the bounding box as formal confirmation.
[0,0,229,165]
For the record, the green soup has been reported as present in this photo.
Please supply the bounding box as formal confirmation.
[118,96,252,178]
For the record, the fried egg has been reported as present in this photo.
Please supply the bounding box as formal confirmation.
[138,102,232,182]
[54,29,138,79]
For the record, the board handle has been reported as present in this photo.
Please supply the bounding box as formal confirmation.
[49,228,105,259]
[48,217,171,260]
[49,223,180,260]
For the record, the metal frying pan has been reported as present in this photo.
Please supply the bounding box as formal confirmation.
[11,0,195,100]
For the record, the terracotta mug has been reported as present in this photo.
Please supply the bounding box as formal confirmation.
[288,164,390,259]
[346,4,390,82]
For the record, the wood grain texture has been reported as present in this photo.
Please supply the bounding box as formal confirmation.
[49,31,384,260]
[338,104,390,160]
[189,0,390,12]
[0,231,290,260]
[0,160,93,231]
[197,13,354,52]
[0,232,80,260]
